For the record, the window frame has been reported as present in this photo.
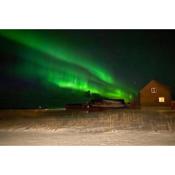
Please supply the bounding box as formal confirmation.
[151,87,157,93]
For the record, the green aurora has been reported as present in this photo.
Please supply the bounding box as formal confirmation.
[0,30,136,102]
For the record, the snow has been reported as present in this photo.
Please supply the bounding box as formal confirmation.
[0,127,175,145]
[0,108,175,145]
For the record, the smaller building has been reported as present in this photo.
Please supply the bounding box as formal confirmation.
[139,80,171,106]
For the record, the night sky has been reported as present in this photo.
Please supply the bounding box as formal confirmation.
[1,30,175,108]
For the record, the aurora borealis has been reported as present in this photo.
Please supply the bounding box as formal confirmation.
[1,30,175,108]
[0,30,135,106]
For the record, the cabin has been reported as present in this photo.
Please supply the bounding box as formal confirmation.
[139,80,172,106]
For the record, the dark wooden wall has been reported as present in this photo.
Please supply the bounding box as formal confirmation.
[140,80,171,106]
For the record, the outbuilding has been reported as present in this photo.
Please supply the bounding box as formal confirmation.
[139,80,172,106]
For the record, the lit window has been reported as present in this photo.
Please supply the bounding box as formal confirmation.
[151,88,157,93]
[159,97,165,103]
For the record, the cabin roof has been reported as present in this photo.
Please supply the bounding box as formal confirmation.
[140,80,171,93]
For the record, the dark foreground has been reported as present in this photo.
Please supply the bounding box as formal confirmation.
[0,108,175,145]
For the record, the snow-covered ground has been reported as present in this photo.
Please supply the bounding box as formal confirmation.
[0,109,175,145]
[0,127,175,145]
